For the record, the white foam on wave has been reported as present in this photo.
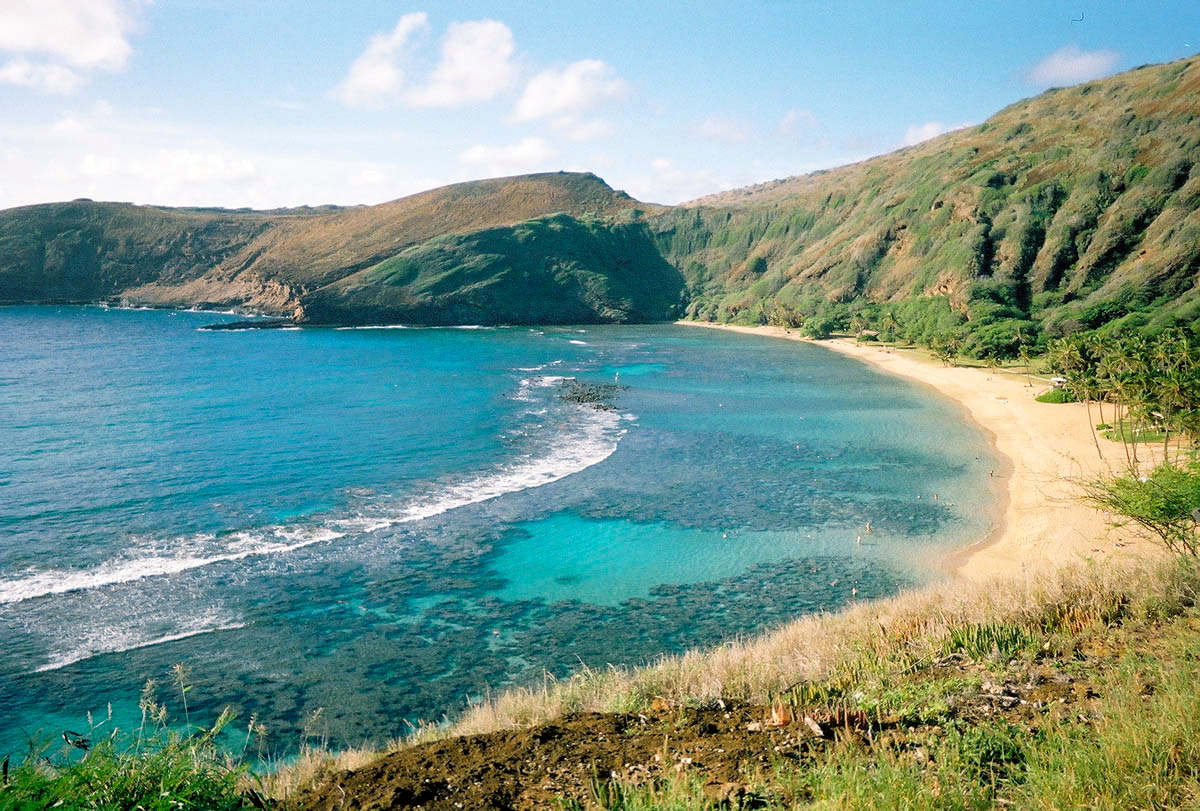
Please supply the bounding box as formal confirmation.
[0,526,343,606]
[513,374,574,402]
[517,359,564,372]
[569,339,588,345]
[35,611,246,673]
[334,324,412,330]
[394,407,623,523]
[331,515,396,534]
[335,400,625,529]
[3,375,628,607]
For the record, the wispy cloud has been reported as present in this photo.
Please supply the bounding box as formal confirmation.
[407,19,516,107]
[458,136,558,176]
[902,120,972,147]
[512,59,628,120]
[0,102,445,209]
[777,108,819,138]
[334,15,518,110]
[0,0,138,93]
[0,58,83,94]
[1025,44,1120,86]
[331,12,428,109]
[510,59,628,142]
[619,157,730,205]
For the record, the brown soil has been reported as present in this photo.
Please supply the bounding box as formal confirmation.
[290,701,816,810]
[287,639,1130,811]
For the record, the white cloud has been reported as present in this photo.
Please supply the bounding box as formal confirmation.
[334,15,517,110]
[0,57,82,94]
[512,59,628,122]
[0,104,446,209]
[1025,45,1120,86]
[0,0,137,93]
[694,115,752,144]
[331,12,428,109]
[458,136,557,176]
[407,19,515,107]
[0,0,133,69]
[902,120,972,146]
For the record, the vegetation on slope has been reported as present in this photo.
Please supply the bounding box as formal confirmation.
[672,55,1200,359]
[0,677,261,811]
[3,56,1198,342]
[0,172,659,323]
[0,201,286,308]
[301,212,685,326]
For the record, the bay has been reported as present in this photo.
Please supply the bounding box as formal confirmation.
[0,306,996,753]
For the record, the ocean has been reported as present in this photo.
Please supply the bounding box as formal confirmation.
[0,306,997,754]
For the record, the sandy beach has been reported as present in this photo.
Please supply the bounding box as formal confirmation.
[678,322,1155,582]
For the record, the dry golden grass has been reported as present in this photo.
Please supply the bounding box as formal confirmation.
[253,745,384,801]
[427,560,1181,743]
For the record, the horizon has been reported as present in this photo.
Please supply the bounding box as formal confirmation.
[2,1,1198,210]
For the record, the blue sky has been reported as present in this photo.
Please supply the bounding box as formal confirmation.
[1,1,1197,208]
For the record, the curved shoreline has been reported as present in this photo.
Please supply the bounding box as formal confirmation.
[676,322,1154,581]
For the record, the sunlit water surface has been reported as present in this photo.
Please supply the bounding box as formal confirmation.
[0,307,997,753]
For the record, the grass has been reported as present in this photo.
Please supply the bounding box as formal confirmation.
[0,707,257,811]
[1100,419,1167,443]
[1035,387,1075,403]
[541,560,1200,809]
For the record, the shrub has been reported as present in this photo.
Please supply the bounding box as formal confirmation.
[1083,459,1200,556]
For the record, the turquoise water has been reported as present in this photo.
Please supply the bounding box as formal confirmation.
[0,306,997,754]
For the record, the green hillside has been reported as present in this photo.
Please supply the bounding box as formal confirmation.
[302,212,683,326]
[668,55,1200,355]
[0,172,667,325]
[2,55,1198,348]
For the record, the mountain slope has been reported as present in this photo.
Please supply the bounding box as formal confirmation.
[301,212,683,326]
[668,55,1200,352]
[0,172,672,324]
[1,56,1198,345]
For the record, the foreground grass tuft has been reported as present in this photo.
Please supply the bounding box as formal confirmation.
[0,698,260,810]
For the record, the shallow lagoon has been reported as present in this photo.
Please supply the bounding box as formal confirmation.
[0,307,997,752]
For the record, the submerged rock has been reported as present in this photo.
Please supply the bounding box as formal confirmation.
[558,380,624,410]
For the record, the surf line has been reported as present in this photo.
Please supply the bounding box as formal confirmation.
[35,622,248,673]
[1,402,629,606]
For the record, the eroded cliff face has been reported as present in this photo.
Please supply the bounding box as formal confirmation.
[119,273,305,318]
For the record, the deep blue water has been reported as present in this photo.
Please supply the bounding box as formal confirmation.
[0,306,997,754]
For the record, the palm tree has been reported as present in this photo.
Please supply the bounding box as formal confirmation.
[1048,336,1107,463]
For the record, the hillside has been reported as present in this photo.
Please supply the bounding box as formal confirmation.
[665,55,1200,354]
[0,172,674,325]
[1,56,1199,346]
